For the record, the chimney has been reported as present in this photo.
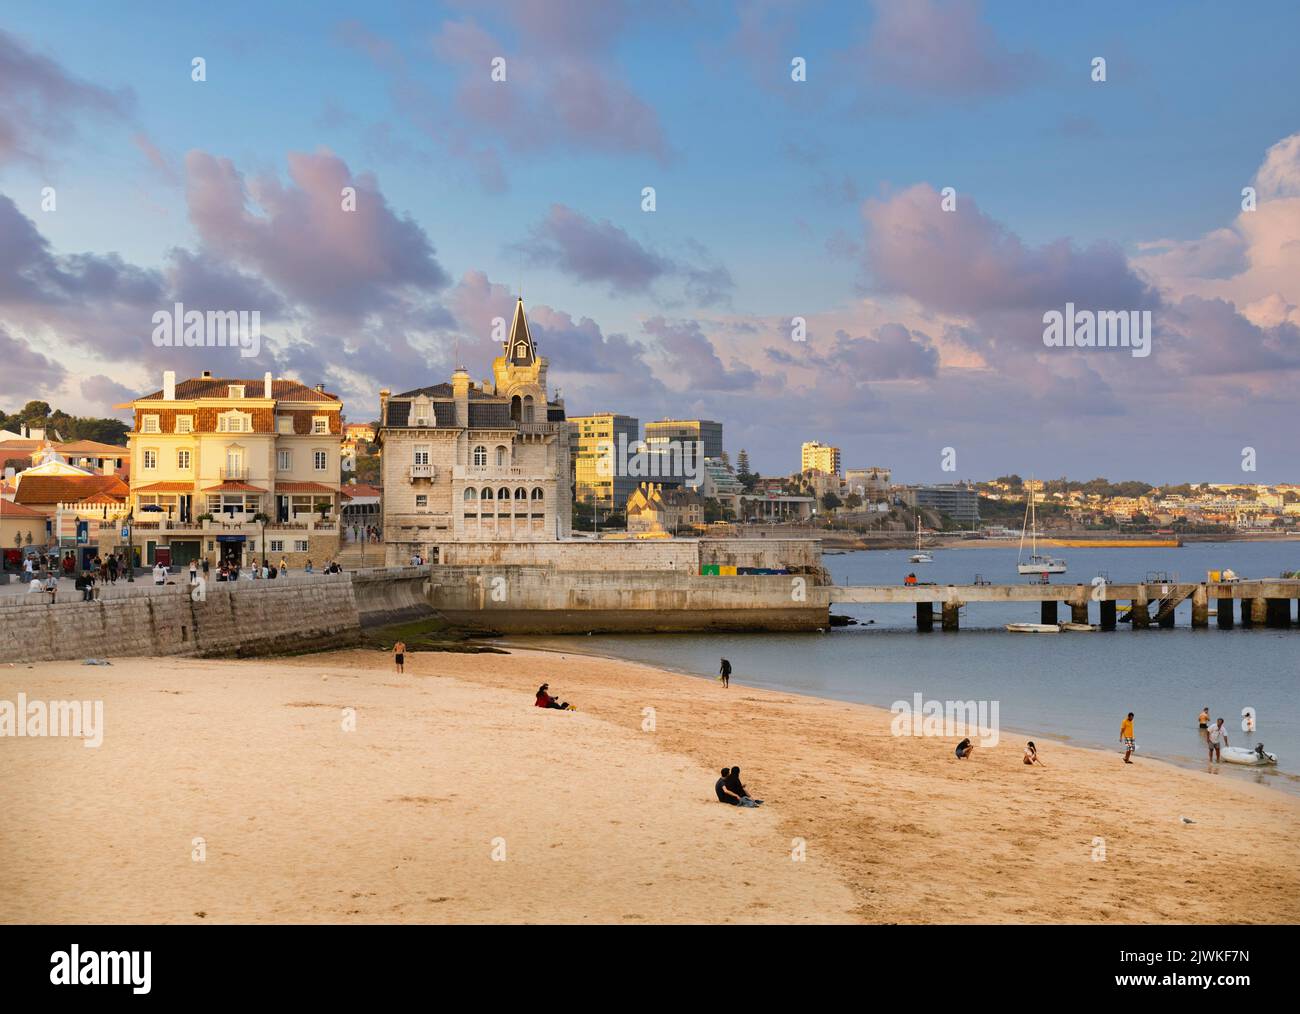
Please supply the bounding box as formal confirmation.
[378,388,391,426]
[163,370,176,400]
[264,371,272,398]
[20,424,27,438]
[201,370,212,379]
[452,368,470,428]
[315,383,325,394]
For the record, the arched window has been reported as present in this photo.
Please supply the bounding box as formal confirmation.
[473,445,487,467]
[463,488,476,501]
[495,446,507,467]
[514,487,527,500]
[531,487,544,500]
[481,487,493,500]
[498,486,510,502]
[523,394,535,423]
[510,395,521,422]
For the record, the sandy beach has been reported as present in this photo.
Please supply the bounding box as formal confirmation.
[2,647,1297,924]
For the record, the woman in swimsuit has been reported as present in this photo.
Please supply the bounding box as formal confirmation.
[1023,741,1044,766]
[955,738,975,759]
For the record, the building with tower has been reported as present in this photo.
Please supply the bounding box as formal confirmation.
[377,298,572,562]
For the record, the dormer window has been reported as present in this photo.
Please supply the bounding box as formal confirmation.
[229,385,245,399]
[413,396,433,426]
[141,415,160,434]
[176,416,193,434]
[312,416,329,435]
[277,415,294,434]
[217,410,252,433]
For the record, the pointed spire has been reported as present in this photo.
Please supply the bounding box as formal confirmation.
[506,297,537,366]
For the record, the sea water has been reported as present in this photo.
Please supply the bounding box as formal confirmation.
[510,541,1300,794]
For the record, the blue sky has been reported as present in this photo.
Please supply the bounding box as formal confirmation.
[2,0,1299,482]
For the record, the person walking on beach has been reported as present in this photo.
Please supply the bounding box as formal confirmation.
[719,657,731,688]
[1207,717,1229,762]
[393,640,405,674]
[1120,712,1136,764]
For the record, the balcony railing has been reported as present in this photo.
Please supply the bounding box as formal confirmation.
[410,463,435,479]
[219,466,250,482]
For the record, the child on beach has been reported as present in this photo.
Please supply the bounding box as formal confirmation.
[1023,741,1044,766]
[1120,712,1135,764]
[393,641,405,674]
[955,738,975,759]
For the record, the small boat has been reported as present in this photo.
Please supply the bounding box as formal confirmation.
[1006,623,1060,633]
[909,514,933,563]
[1060,622,1097,632]
[1221,745,1278,766]
[1016,482,1067,575]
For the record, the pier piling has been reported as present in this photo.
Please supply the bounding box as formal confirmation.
[1131,596,1150,630]
[942,602,960,632]
[1071,602,1089,625]
[1191,587,1208,629]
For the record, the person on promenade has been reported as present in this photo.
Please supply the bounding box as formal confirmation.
[1207,717,1229,762]
[1023,741,1044,766]
[153,561,167,586]
[724,765,762,805]
[305,559,314,574]
[279,556,289,576]
[1198,706,1210,733]
[27,575,42,595]
[955,737,975,759]
[394,640,405,674]
[534,683,572,710]
[719,657,731,687]
[1120,712,1136,764]
[189,559,199,586]
[107,555,118,583]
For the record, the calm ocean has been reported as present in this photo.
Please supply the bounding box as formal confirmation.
[508,540,1300,794]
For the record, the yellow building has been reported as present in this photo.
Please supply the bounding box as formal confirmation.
[119,370,344,568]
[800,441,841,477]
[568,412,639,513]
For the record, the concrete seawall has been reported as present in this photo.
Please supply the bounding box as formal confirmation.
[425,566,825,633]
[0,575,362,664]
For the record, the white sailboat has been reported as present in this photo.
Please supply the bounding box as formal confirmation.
[909,513,933,563]
[1016,483,1067,576]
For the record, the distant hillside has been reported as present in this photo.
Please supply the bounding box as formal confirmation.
[0,400,129,446]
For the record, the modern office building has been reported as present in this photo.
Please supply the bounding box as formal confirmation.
[568,412,640,513]
[899,483,981,524]
[644,419,722,486]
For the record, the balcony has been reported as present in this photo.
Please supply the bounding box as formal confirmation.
[517,421,559,435]
[219,466,250,482]
[410,463,435,480]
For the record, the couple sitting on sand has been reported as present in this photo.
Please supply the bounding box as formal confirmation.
[955,739,1046,765]
[715,766,762,807]
[534,683,574,711]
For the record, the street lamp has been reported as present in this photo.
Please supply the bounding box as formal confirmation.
[125,508,135,582]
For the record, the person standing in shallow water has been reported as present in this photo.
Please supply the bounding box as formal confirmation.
[719,658,731,688]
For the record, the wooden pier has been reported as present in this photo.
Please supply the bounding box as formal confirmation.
[824,579,1300,631]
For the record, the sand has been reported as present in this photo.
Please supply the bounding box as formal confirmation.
[1,647,1296,924]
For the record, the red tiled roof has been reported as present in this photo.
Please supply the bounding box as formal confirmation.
[201,481,267,493]
[73,492,126,506]
[133,377,341,403]
[13,474,129,507]
[341,483,381,498]
[134,481,196,492]
[0,500,48,519]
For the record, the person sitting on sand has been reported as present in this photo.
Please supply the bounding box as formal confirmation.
[724,765,762,805]
[1023,741,1044,766]
[955,737,975,759]
[715,768,759,807]
[534,683,572,710]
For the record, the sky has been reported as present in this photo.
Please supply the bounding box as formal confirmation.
[1,0,1298,484]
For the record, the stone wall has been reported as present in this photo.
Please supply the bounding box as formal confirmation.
[0,574,361,664]
[431,537,822,574]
